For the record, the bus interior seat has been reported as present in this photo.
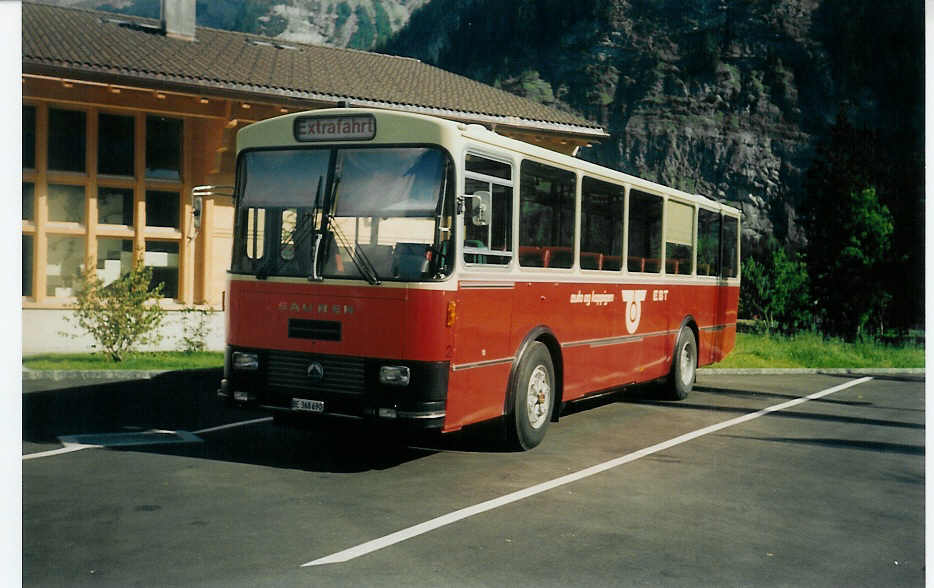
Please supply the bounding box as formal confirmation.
[518,246,545,267]
[392,242,430,280]
[629,256,661,273]
[603,255,622,271]
[666,258,690,275]
[356,244,394,276]
[580,251,604,270]
[464,239,487,264]
[545,246,572,268]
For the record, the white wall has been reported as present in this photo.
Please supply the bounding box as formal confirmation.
[22,309,226,355]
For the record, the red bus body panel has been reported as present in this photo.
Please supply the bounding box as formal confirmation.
[228,279,453,362]
[228,276,737,434]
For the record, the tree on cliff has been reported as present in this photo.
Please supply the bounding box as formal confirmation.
[802,111,894,340]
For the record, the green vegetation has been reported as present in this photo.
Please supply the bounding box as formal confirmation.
[740,240,811,335]
[802,112,897,340]
[24,352,223,371]
[710,333,924,370]
[65,265,167,362]
[178,306,216,353]
[25,334,922,372]
[335,1,352,33]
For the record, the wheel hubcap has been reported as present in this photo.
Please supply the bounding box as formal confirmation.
[679,342,694,386]
[526,365,551,429]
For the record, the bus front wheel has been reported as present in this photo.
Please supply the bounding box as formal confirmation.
[664,327,697,400]
[507,341,554,451]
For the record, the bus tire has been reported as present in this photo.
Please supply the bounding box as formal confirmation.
[507,341,555,450]
[664,327,697,400]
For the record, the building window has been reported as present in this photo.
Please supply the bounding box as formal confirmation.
[146,115,182,180]
[146,190,180,228]
[23,235,34,297]
[48,108,86,173]
[47,184,86,224]
[22,103,193,306]
[97,238,134,286]
[23,105,36,169]
[145,240,179,299]
[98,187,134,226]
[46,235,85,297]
[23,183,35,222]
[98,113,135,176]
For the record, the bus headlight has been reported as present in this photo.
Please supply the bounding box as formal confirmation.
[379,365,410,386]
[232,351,259,371]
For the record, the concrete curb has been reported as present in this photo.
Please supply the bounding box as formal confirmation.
[21,369,172,381]
[699,368,925,376]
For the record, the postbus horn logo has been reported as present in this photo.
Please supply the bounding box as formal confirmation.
[621,290,647,334]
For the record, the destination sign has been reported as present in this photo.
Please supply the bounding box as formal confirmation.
[293,115,376,142]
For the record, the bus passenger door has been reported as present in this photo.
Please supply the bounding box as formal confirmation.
[446,155,516,430]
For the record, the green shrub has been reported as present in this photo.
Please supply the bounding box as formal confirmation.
[740,242,812,335]
[178,306,214,353]
[65,266,166,362]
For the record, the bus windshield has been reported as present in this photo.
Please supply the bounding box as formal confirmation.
[232,146,455,282]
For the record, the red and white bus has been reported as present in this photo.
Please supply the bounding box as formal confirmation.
[216,108,740,449]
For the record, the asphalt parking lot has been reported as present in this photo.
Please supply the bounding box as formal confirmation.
[23,371,924,587]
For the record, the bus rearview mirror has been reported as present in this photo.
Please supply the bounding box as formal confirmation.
[470,191,491,226]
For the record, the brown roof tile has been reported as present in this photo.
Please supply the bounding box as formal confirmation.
[23,2,606,137]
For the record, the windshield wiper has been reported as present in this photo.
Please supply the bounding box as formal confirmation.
[326,215,381,286]
[256,210,318,280]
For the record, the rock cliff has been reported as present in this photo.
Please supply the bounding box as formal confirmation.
[382,0,923,245]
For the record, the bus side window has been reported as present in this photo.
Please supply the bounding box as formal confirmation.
[722,215,739,278]
[627,190,663,273]
[697,208,721,276]
[581,176,624,271]
[519,160,575,268]
[464,155,513,266]
[665,200,694,275]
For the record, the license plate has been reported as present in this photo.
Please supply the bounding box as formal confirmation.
[291,398,325,413]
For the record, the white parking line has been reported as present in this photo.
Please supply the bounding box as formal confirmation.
[193,417,273,435]
[23,417,275,461]
[22,443,98,461]
[302,376,874,567]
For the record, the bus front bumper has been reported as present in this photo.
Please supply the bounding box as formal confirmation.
[218,348,449,431]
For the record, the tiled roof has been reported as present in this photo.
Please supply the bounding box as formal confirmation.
[22,2,606,137]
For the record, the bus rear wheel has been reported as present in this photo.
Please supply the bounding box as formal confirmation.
[507,341,554,451]
[663,327,696,400]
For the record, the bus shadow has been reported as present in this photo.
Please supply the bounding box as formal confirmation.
[23,369,229,444]
[121,420,438,473]
[623,397,924,431]
[721,434,925,457]
[691,385,877,407]
[22,370,436,473]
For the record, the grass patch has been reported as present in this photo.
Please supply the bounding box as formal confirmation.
[24,351,223,371]
[711,332,924,369]
[23,333,925,372]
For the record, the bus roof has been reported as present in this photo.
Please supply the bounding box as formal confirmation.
[237,108,741,217]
